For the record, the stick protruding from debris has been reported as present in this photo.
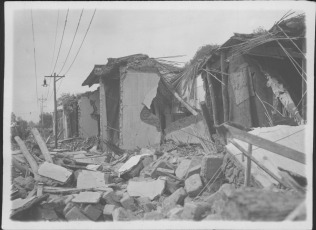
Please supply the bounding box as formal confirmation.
[31,128,53,163]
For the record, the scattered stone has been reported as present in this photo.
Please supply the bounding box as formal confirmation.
[143,211,164,220]
[72,192,101,204]
[150,160,175,178]
[127,178,166,200]
[175,159,192,179]
[63,202,75,216]
[65,206,90,221]
[104,173,112,184]
[185,174,203,197]
[120,193,137,211]
[37,207,59,221]
[162,187,187,212]
[137,197,155,212]
[218,183,235,197]
[83,204,103,221]
[41,195,74,214]
[38,162,73,184]
[165,177,182,194]
[181,202,209,220]
[103,204,117,217]
[112,207,136,221]
[186,165,201,179]
[167,206,184,220]
[184,196,193,204]
[142,156,154,168]
[101,189,121,206]
[200,155,223,184]
[118,154,150,175]
[77,170,107,189]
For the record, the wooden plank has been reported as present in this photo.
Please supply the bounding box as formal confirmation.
[31,128,53,163]
[224,124,305,164]
[221,51,229,122]
[14,136,39,174]
[43,185,115,194]
[229,139,289,189]
[244,144,252,186]
[72,191,101,203]
[206,64,219,125]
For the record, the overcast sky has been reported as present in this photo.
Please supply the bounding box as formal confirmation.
[6,2,310,122]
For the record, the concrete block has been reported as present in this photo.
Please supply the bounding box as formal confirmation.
[185,174,203,197]
[83,204,103,221]
[143,211,164,220]
[186,165,201,179]
[72,192,101,204]
[200,155,223,184]
[103,204,117,216]
[180,202,207,220]
[112,207,135,221]
[127,178,165,200]
[65,206,90,221]
[137,197,155,212]
[167,206,184,220]
[120,193,137,211]
[175,159,192,179]
[162,187,187,212]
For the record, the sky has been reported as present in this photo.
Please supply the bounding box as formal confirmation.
[6,2,311,122]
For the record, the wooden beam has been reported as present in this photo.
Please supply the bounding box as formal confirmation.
[244,144,252,186]
[247,46,304,59]
[31,128,53,163]
[14,136,39,174]
[206,64,219,125]
[301,38,307,121]
[224,124,305,164]
[200,102,215,138]
[220,51,229,122]
[229,139,290,189]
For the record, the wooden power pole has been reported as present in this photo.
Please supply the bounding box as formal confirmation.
[44,73,65,148]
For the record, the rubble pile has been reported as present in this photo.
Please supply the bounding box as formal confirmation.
[11,131,306,222]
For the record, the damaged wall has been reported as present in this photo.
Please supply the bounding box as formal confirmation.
[121,69,161,149]
[78,89,100,138]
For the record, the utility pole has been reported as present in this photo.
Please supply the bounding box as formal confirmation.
[44,73,65,148]
[38,95,47,129]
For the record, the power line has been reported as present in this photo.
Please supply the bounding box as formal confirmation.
[51,9,69,75]
[46,10,60,101]
[64,9,96,75]
[30,10,39,107]
[57,9,84,75]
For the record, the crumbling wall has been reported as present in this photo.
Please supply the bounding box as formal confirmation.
[78,90,100,138]
[121,69,161,149]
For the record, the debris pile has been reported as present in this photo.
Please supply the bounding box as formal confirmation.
[10,128,306,222]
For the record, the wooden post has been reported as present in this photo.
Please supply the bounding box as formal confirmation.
[244,143,252,186]
[229,139,289,189]
[200,102,216,139]
[223,124,305,164]
[100,77,108,150]
[206,63,219,125]
[301,38,307,121]
[14,136,39,174]
[31,128,53,163]
[220,51,229,122]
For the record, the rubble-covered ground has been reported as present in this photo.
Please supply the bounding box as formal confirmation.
[11,136,306,222]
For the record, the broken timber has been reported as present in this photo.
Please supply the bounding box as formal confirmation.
[220,124,305,164]
[31,128,53,163]
[206,64,219,125]
[220,51,229,122]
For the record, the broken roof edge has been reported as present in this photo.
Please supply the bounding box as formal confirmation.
[82,64,106,87]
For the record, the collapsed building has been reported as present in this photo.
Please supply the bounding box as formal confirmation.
[10,13,309,222]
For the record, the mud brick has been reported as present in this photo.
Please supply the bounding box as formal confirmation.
[83,204,103,221]
[65,206,90,221]
[185,174,203,197]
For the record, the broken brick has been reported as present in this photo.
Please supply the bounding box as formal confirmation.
[65,206,90,221]
[143,211,164,220]
[185,174,203,197]
[137,197,155,212]
[83,204,103,221]
[120,193,137,211]
[167,206,184,220]
[180,202,208,220]
[103,204,117,217]
[200,155,223,184]
[162,187,187,212]
[186,164,201,179]
[112,207,136,221]
[175,159,192,179]
[63,202,75,216]
[165,177,182,194]
[101,189,121,206]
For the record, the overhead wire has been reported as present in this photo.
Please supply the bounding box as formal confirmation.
[30,10,39,107]
[57,9,96,96]
[46,10,60,101]
[57,9,84,75]
[64,9,96,76]
[51,9,69,75]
